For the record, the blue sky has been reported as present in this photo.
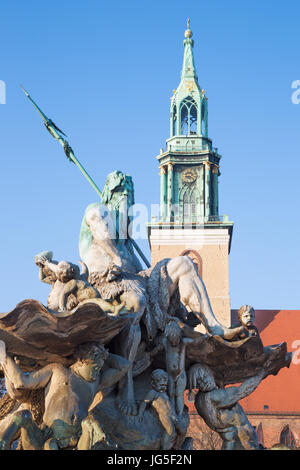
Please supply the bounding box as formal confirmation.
[0,0,299,311]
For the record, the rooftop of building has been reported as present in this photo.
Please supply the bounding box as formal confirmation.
[231,309,300,414]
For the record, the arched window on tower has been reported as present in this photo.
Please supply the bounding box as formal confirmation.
[182,185,197,222]
[180,96,198,136]
[180,101,189,135]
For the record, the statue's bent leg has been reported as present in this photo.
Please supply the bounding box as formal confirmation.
[236,424,259,450]
[166,256,229,337]
[161,430,173,451]
[221,429,242,450]
[0,413,21,450]
[159,418,176,450]
[77,415,107,450]
[167,376,176,413]
[116,291,146,415]
[175,371,186,417]
[0,401,22,450]
[174,415,188,450]
[0,409,44,450]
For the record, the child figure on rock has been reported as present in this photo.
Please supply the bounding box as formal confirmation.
[138,369,177,450]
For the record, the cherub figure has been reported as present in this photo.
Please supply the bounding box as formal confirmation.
[138,369,177,450]
[237,305,259,338]
[236,305,288,363]
[223,305,258,342]
[35,251,124,315]
[161,320,194,417]
[0,340,130,450]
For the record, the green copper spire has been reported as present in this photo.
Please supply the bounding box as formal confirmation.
[154,21,224,225]
[169,20,208,139]
[181,18,197,81]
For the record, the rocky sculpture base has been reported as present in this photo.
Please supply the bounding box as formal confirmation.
[79,394,189,450]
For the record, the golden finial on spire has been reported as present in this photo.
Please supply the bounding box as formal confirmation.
[184,18,193,38]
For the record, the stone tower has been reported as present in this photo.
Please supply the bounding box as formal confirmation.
[147,21,234,326]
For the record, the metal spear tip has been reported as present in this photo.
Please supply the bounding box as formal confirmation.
[20,84,30,96]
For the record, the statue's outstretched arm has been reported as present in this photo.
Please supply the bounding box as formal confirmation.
[104,353,130,371]
[221,325,245,341]
[35,255,57,285]
[43,261,60,276]
[2,356,53,391]
[38,266,53,285]
[211,370,265,409]
[59,279,77,311]
[138,390,155,418]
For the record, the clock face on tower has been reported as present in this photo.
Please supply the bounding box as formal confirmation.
[182,167,197,183]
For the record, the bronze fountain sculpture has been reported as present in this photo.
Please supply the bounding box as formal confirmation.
[0,91,291,450]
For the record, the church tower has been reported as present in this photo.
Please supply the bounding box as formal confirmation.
[147,21,234,326]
